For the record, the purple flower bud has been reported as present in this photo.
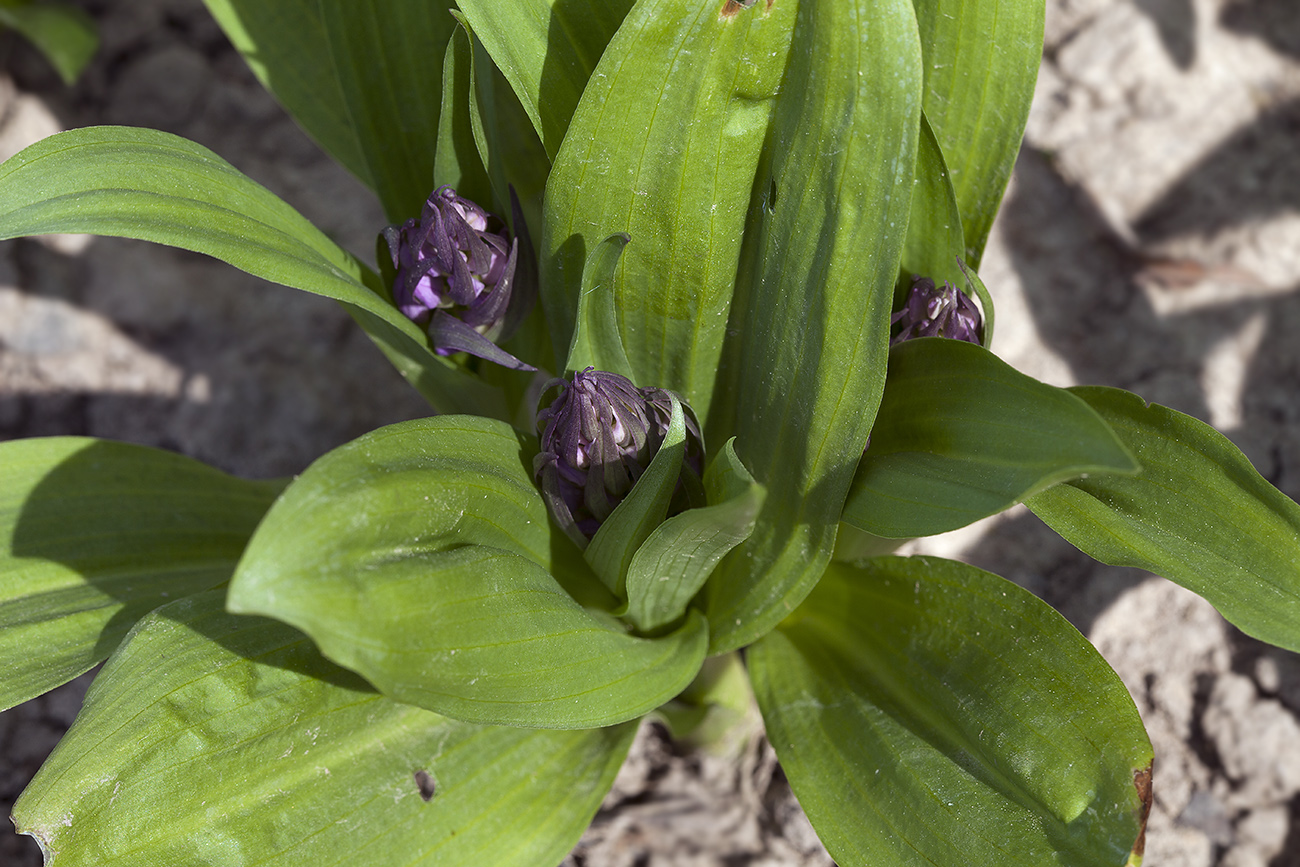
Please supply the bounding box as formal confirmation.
[382,186,536,370]
[534,368,704,547]
[890,276,983,346]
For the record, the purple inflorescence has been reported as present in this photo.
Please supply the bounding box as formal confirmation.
[534,368,704,547]
[891,276,983,346]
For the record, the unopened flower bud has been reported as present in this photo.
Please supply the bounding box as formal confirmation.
[890,276,982,345]
[534,368,704,546]
[383,186,536,370]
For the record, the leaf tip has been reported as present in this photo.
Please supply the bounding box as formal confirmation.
[1129,761,1154,865]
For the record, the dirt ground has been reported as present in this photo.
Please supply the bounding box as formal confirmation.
[3,0,1300,864]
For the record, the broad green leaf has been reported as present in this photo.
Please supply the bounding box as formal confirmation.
[1028,387,1300,654]
[434,25,495,213]
[842,338,1138,538]
[704,0,923,653]
[541,0,793,419]
[0,438,281,713]
[750,556,1153,867]
[228,416,709,728]
[902,111,966,288]
[0,0,97,85]
[456,0,636,159]
[586,395,687,595]
[319,1,455,222]
[623,471,764,633]
[564,232,635,380]
[202,0,372,189]
[0,126,502,416]
[14,591,635,867]
[913,0,1044,266]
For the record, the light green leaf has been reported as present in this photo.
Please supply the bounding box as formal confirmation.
[586,395,687,596]
[960,257,996,347]
[750,556,1153,867]
[623,461,764,633]
[542,0,792,419]
[14,591,635,867]
[0,0,97,85]
[228,416,709,729]
[0,438,281,713]
[902,111,966,288]
[564,232,635,380]
[456,0,636,159]
[319,0,455,221]
[0,126,502,416]
[201,0,373,189]
[842,338,1138,538]
[913,0,1044,266]
[1028,386,1300,654]
[704,0,923,653]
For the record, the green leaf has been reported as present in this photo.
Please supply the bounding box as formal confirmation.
[586,395,687,596]
[913,0,1044,266]
[623,450,765,633]
[1028,387,1300,654]
[456,0,637,159]
[0,438,281,713]
[0,126,500,416]
[564,232,635,379]
[14,591,635,867]
[902,111,966,288]
[959,257,996,348]
[228,416,709,729]
[0,0,97,85]
[704,0,923,653]
[541,0,793,420]
[201,0,373,189]
[434,24,495,211]
[457,14,551,233]
[750,556,1153,867]
[318,0,456,221]
[842,339,1138,539]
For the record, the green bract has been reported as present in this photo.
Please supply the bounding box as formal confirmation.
[1,1,1295,865]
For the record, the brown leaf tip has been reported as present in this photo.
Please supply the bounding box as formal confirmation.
[414,769,437,802]
[1131,761,1154,859]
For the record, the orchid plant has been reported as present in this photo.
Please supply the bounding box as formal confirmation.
[2,2,1298,866]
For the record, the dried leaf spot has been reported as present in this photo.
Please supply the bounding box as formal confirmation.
[1131,761,1154,860]
[720,0,758,18]
[414,769,437,802]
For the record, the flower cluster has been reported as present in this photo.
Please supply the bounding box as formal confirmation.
[891,276,983,345]
[383,186,535,370]
[534,368,704,547]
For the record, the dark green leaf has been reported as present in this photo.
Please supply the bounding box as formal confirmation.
[14,591,635,867]
[0,438,280,712]
[913,0,1045,265]
[1028,386,1300,654]
[564,232,635,379]
[0,0,97,85]
[842,338,1138,538]
[318,1,456,221]
[750,556,1153,866]
[228,416,708,728]
[704,0,923,653]
[434,25,494,209]
[456,0,637,159]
